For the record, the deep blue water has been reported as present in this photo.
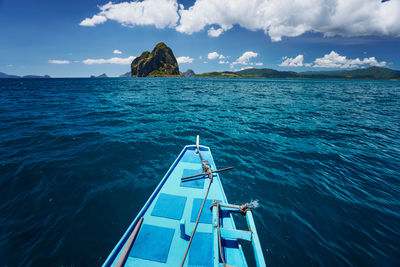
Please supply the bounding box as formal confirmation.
[0,77,399,266]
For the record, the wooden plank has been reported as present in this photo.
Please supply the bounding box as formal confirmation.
[115,217,144,267]
[220,228,252,242]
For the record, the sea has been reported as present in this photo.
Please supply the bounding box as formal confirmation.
[0,77,399,266]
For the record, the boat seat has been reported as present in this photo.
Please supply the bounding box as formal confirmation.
[129,224,174,263]
[190,198,215,224]
[188,232,213,267]
[151,193,187,220]
[180,168,205,189]
[181,148,212,164]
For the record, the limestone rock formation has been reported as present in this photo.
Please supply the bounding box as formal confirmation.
[131,42,180,77]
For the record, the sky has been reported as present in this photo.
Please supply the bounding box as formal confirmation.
[1,0,400,77]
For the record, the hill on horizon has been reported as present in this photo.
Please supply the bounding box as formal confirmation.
[196,66,400,80]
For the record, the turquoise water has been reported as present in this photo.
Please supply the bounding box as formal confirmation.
[0,78,399,266]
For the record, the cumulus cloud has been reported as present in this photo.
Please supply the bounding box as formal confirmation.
[236,51,258,64]
[218,60,229,64]
[207,27,224,37]
[177,0,400,41]
[313,51,387,68]
[177,56,194,63]
[279,55,304,67]
[230,51,261,68]
[81,0,400,41]
[207,52,219,60]
[80,15,107,27]
[236,66,253,71]
[79,0,179,28]
[82,56,136,65]
[48,60,71,64]
[113,49,122,54]
[207,52,225,60]
[279,51,387,68]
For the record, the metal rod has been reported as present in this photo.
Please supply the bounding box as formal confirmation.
[181,166,234,180]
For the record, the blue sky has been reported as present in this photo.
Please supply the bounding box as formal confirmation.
[1,0,400,77]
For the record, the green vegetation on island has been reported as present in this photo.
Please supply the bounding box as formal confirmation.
[196,66,400,80]
[131,42,181,77]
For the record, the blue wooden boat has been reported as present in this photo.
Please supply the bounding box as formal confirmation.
[103,137,266,267]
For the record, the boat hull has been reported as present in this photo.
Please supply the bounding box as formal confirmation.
[104,145,248,267]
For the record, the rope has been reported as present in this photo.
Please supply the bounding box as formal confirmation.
[216,202,229,267]
[210,202,252,215]
[180,144,214,267]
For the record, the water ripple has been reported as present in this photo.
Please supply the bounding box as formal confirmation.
[0,78,399,266]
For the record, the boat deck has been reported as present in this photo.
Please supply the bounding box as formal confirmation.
[105,145,248,267]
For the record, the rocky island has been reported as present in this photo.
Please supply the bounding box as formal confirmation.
[131,42,180,77]
[182,69,195,77]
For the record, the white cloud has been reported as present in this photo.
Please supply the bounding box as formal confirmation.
[207,52,226,60]
[7,64,13,67]
[230,51,258,66]
[81,0,400,41]
[236,51,258,64]
[82,56,136,65]
[279,55,304,67]
[176,0,400,41]
[313,51,387,68]
[208,27,224,37]
[236,66,253,71]
[230,51,260,68]
[48,60,71,64]
[278,51,387,68]
[80,0,179,28]
[218,60,229,64]
[207,52,219,60]
[177,56,194,64]
[80,15,107,27]
[113,49,123,54]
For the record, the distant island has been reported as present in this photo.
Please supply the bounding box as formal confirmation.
[119,72,130,77]
[131,42,181,77]
[2,43,400,80]
[90,73,108,78]
[0,72,51,79]
[183,69,195,77]
[196,66,400,80]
